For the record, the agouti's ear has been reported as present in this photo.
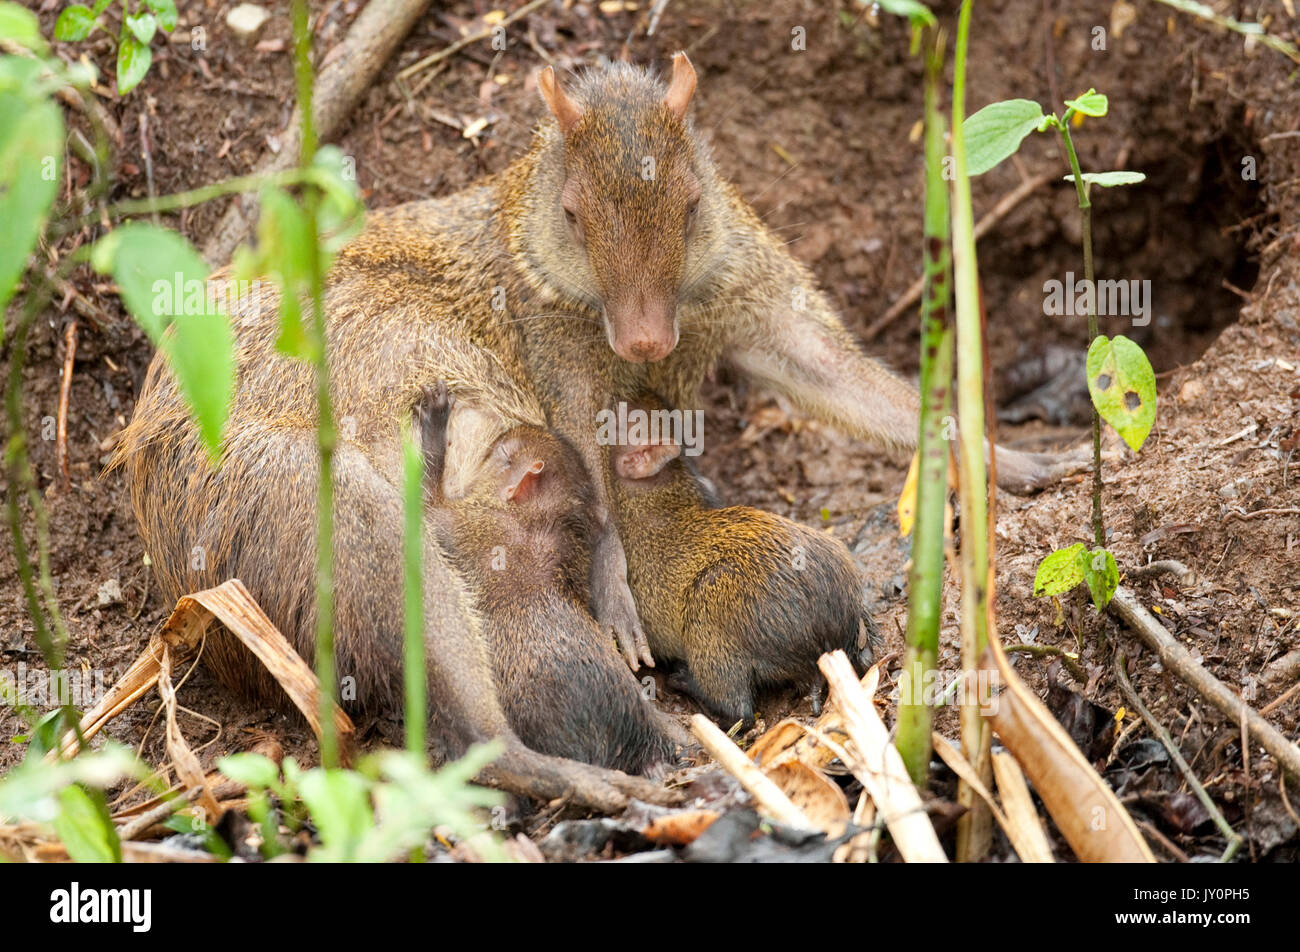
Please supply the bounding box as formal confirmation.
[505,459,546,503]
[538,66,583,134]
[614,442,680,481]
[663,52,696,120]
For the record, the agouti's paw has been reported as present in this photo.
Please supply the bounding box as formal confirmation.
[413,381,453,448]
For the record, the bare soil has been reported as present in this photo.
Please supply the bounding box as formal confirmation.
[3,0,1298,860]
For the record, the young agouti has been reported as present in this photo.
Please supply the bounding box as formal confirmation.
[415,384,679,775]
[608,397,878,727]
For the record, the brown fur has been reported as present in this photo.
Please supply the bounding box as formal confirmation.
[609,397,878,727]
[113,55,1066,804]
[414,385,677,774]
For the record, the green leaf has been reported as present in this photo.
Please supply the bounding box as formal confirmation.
[1064,89,1108,118]
[53,784,121,862]
[143,0,177,31]
[962,99,1048,176]
[871,0,936,27]
[1087,334,1157,452]
[217,753,280,790]
[1079,547,1118,611]
[93,223,234,455]
[1064,170,1146,188]
[116,33,151,95]
[253,188,315,358]
[1033,543,1086,597]
[125,11,156,45]
[300,768,373,862]
[54,4,97,41]
[0,90,62,334]
[0,2,45,49]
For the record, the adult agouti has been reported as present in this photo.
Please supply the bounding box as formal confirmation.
[413,383,680,775]
[116,53,1073,808]
[608,396,878,727]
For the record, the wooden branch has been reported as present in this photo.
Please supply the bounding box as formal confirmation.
[202,0,435,264]
[819,651,948,863]
[689,714,816,831]
[1110,586,1300,781]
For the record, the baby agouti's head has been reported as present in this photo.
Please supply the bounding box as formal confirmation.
[473,425,593,521]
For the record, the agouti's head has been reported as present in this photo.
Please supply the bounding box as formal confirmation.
[479,426,592,518]
[535,54,704,364]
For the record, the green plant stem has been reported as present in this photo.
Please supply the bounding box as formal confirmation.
[5,265,85,747]
[1057,119,1105,549]
[950,0,993,862]
[402,425,427,758]
[290,0,338,769]
[897,30,951,788]
[100,169,305,222]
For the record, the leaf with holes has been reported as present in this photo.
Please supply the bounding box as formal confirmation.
[1079,546,1119,611]
[1033,543,1086,598]
[1087,334,1156,451]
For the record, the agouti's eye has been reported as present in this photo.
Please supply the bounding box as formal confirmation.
[564,208,578,226]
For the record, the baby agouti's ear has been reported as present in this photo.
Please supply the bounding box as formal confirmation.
[663,52,697,120]
[504,459,546,503]
[614,441,681,481]
[537,66,583,134]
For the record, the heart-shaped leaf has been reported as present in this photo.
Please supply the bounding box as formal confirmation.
[963,99,1049,176]
[1079,546,1118,610]
[125,11,156,44]
[116,32,151,95]
[1033,543,1086,597]
[1087,334,1157,451]
[54,4,97,41]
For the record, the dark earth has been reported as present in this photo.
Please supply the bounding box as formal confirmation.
[3,0,1299,860]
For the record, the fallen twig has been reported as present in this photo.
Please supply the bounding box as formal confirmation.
[203,0,435,264]
[1113,649,1243,862]
[1109,586,1300,781]
[819,651,948,862]
[1130,559,1197,587]
[1225,507,1300,521]
[55,321,77,491]
[396,0,551,82]
[689,714,816,831]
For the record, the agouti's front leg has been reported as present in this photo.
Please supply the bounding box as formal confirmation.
[724,253,1089,492]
